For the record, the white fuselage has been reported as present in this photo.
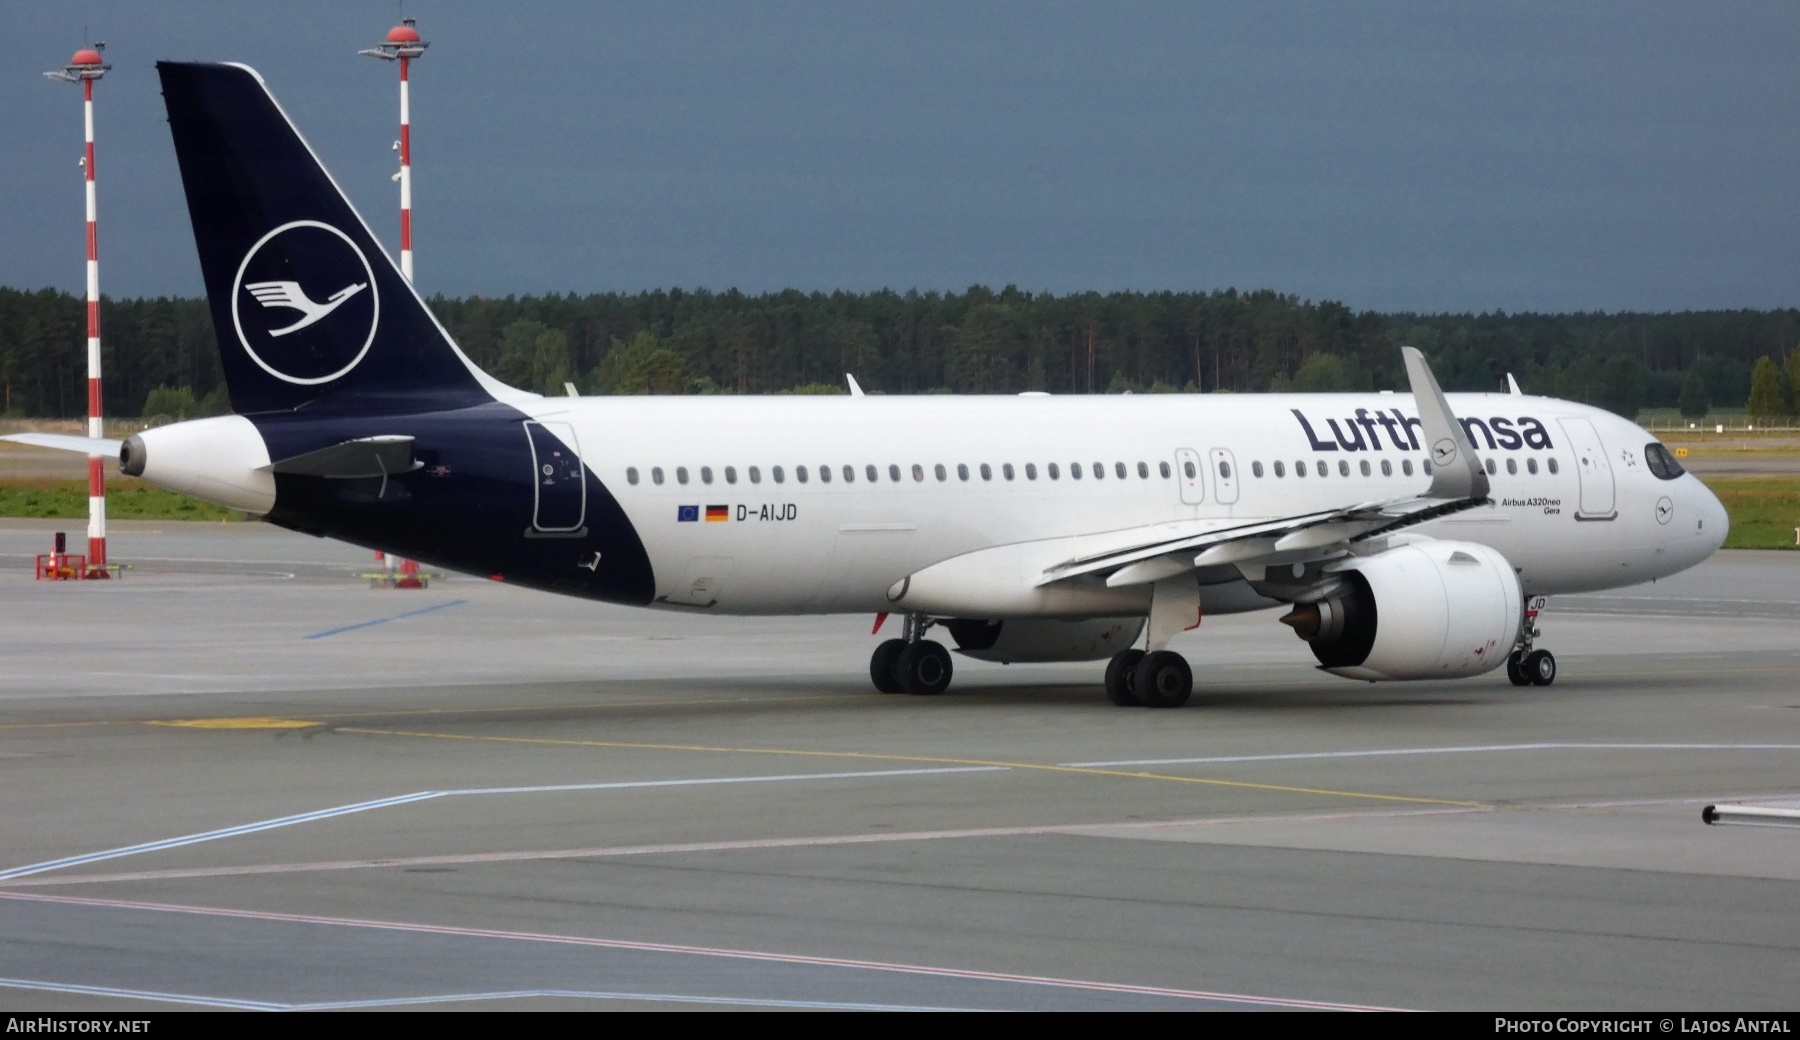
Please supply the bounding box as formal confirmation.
[515,390,1728,616]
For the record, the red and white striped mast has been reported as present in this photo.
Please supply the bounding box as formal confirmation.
[361,20,429,589]
[46,44,112,575]
[361,18,428,283]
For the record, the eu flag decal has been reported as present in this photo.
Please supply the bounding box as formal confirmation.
[677,505,699,522]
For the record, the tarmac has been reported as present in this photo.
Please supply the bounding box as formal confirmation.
[0,518,1797,1011]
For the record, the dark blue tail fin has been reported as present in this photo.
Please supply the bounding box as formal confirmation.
[158,62,492,415]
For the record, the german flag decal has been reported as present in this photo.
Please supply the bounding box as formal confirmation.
[705,505,729,522]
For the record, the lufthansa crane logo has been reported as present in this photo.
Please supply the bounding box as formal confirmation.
[1432,437,1458,466]
[231,220,380,385]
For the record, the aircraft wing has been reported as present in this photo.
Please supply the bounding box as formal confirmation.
[1038,346,1492,589]
[1037,494,1484,588]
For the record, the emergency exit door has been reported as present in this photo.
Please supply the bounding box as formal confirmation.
[1174,448,1206,505]
[1208,448,1240,505]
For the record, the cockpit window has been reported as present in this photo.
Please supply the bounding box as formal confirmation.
[1644,442,1685,480]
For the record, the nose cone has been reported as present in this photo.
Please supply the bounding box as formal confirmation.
[1694,477,1729,555]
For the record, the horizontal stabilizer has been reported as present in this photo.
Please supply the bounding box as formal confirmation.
[268,435,417,478]
[1,433,124,455]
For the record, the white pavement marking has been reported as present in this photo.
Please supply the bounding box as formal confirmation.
[0,976,284,1011]
[0,791,442,881]
[291,990,976,1011]
[0,891,1409,1011]
[1064,743,1800,768]
[0,767,1007,881]
[0,977,972,1012]
[1,807,1490,888]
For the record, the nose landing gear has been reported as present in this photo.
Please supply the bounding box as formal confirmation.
[1506,595,1556,687]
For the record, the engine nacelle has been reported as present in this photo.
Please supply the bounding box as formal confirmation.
[119,415,275,515]
[1279,540,1521,681]
[943,617,1145,663]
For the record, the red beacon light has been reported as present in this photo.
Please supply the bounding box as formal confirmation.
[359,18,429,61]
[45,43,111,83]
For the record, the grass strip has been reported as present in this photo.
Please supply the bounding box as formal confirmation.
[0,479,246,522]
[1699,476,1800,550]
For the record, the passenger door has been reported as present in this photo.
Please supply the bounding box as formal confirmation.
[1558,417,1616,520]
[525,421,586,533]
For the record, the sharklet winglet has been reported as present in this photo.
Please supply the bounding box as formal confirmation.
[1401,346,1489,501]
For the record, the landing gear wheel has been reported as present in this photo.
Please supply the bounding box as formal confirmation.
[896,640,953,695]
[1135,651,1192,709]
[1105,650,1146,706]
[1523,649,1556,687]
[1506,651,1530,687]
[870,639,907,694]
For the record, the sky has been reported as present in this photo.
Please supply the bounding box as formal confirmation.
[3,2,1797,313]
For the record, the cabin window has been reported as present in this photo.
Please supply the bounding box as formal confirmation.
[1526,458,1538,475]
[1048,463,1060,479]
[1380,459,1392,476]
[1252,461,1264,477]
[1070,462,1082,480]
[1273,461,1285,477]
[867,464,879,482]
[1644,443,1685,480]
[935,464,948,482]
[1138,461,1149,479]
[652,466,665,485]
[888,464,901,482]
[1183,461,1197,479]
[796,465,808,484]
[1092,462,1104,479]
[1359,460,1371,477]
[1337,460,1349,477]
[1025,463,1038,480]
[980,463,992,480]
[844,465,856,483]
[1423,460,1434,475]
[1548,458,1560,474]
[1316,461,1328,477]
[1506,458,1517,475]
[700,466,714,484]
[957,463,969,481]
[677,466,690,485]
[819,465,831,484]
[725,466,738,484]
[1484,458,1497,476]
[1001,463,1013,480]
[627,467,640,485]
[1294,460,1306,478]
[1401,460,1413,477]
[912,464,925,482]
[749,466,762,484]
[772,465,785,484]
[1219,460,1232,479]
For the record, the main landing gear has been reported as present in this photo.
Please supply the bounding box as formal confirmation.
[1105,649,1193,708]
[870,614,953,695]
[1506,594,1557,687]
[1104,574,1200,708]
